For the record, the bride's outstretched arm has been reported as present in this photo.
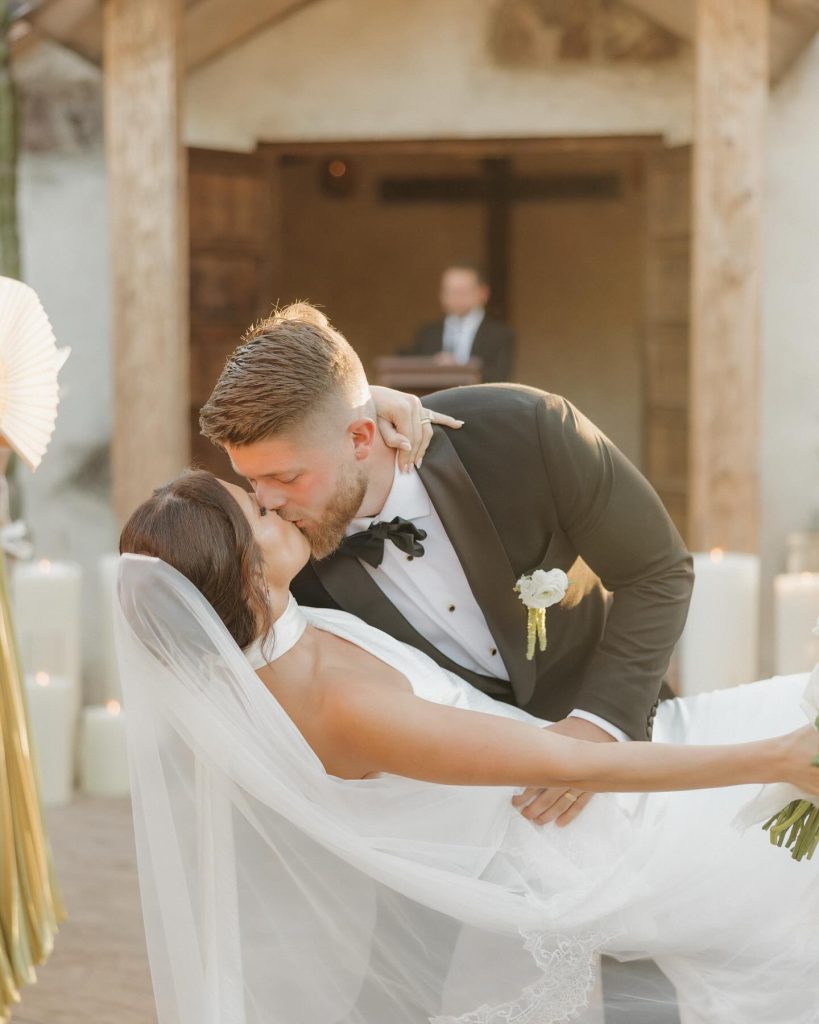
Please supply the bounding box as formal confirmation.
[323,682,819,795]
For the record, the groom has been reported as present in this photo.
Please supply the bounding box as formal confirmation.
[200,303,694,826]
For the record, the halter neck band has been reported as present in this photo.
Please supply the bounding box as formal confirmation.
[243,594,307,670]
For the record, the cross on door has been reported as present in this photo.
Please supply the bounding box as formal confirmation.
[380,159,620,321]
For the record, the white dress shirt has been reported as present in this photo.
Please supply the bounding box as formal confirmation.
[346,458,629,741]
[442,308,484,364]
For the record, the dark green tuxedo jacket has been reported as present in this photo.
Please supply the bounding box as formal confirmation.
[291,385,693,739]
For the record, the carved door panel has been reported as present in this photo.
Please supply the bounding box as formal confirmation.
[188,147,280,479]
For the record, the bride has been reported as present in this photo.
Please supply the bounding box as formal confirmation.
[117,469,819,1024]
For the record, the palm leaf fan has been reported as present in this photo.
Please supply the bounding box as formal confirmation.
[0,276,70,471]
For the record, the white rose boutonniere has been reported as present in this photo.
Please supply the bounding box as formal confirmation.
[514,568,570,660]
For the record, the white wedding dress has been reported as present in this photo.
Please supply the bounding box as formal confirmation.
[116,555,819,1024]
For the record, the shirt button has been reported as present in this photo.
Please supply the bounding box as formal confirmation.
[448,604,456,612]
[490,647,497,656]
[406,555,414,561]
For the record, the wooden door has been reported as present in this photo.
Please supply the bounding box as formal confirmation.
[188,147,280,478]
[642,146,691,542]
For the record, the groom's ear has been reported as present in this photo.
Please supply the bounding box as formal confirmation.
[349,417,377,461]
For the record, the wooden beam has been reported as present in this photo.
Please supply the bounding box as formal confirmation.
[622,0,694,42]
[378,173,620,203]
[184,0,318,70]
[16,0,102,65]
[688,0,767,553]
[104,0,189,524]
[14,0,321,70]
[13,1,819,82]
[259,135,665,160]
[770,0,819,80]
[625,0,819,82]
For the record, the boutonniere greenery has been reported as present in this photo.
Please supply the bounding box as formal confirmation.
[514,569,570,660]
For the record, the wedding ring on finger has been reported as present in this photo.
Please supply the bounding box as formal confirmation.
[420,414,433,424]
[562,792,578,804]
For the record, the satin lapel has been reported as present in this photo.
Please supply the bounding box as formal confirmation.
[311,549,455,667]
[417,428,536,704]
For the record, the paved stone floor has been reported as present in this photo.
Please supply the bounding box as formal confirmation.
[10,797,680,1024]
[12,797,156,1024]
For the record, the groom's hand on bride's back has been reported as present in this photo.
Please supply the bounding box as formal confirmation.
[370,385,464,472]
[511,718,616,828]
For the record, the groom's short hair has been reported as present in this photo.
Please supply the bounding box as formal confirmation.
[199,302,367,447]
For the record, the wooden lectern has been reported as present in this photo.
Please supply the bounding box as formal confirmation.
[373,356,483,398]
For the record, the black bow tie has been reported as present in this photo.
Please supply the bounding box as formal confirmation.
[337,516,427,568]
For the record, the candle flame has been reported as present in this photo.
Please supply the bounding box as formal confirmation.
[106,700,122,716]
[35,671,50,687]
[38,558,52,573]
[709,548,725,563]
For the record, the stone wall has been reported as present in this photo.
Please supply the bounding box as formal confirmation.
[13,40,115,702]
[760,36,819,671]
[185,0,694,149]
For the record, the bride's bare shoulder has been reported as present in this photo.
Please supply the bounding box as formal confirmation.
[296,670,413,780]
[264,637,409,715]
[310,664,406,727]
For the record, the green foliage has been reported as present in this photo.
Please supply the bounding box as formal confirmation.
[0,0,21,280]
[763,800,819,862]
[0,1,21,516]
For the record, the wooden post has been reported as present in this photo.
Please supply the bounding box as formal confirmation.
[689,0,768,553]
[103,0,189,524]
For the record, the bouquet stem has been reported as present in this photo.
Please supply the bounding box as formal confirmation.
[763,800,819,862]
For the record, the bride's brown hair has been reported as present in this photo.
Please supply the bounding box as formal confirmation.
[119,469,271,650]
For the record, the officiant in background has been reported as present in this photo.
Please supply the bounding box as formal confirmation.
[402,263,516,383]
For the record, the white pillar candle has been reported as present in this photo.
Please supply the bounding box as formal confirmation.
[774,573,819,674]
[13,559,83,712]
[24,671,75,806]
[79,700,130,797]
[98,553,122,702]
[678,549,760,696]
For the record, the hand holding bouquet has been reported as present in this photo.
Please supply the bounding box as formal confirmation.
[735,618,819,862]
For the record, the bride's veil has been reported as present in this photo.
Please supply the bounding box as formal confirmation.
[115,554,612,1024]
[116,554,819,1024]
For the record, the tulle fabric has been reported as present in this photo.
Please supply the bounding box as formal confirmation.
[115,555,819,1024]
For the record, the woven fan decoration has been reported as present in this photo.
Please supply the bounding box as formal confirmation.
[0,276,70,471]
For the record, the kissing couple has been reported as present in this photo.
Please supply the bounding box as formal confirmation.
[116,302,819,1023]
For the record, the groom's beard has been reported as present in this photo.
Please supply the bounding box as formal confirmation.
[296,465,368,560]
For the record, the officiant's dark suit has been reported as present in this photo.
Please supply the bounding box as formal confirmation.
[291,384,693,740]
[406,317,515,383]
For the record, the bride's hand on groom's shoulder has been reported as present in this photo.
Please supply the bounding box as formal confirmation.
[370,385,464,472]
[511,718,615,828]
